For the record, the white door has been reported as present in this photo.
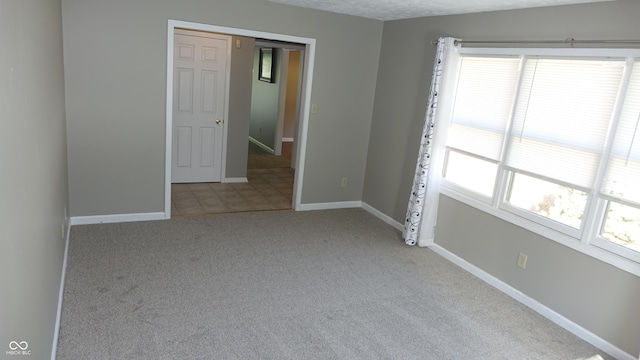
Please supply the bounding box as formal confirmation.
[172,30,229,183]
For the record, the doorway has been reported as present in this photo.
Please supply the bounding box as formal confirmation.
[165,20,316,218]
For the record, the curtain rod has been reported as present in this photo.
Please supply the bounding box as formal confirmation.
[430,38,640,46]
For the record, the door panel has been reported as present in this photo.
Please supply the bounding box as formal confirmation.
[201,70,217,113]
[200,127,216,167]
[172,32,228,183]
[177,68,194,112]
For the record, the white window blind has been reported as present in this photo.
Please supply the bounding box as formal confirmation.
[602,61,640,205]
[505,58,625,189]
[448,56,520,160]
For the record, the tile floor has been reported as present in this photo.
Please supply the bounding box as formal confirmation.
[171,167,294,216]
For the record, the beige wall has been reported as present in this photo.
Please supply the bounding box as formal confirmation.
[62,0,383,216]
[41,0,640,355]
[365,0,640,223]
[250,47,281,150]
[364,1,640,356]
[436,195,640,357]
[226,35,255,179]
[284,51,301,139]
[0,0,69,357]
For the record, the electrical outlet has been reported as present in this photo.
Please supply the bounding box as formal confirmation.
[517,252,528,269]
[341,177,348,187]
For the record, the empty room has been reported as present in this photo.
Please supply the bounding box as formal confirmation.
[1,0,639,359]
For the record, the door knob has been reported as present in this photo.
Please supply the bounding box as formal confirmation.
[216,119,223,125]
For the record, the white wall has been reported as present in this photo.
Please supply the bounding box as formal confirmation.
[0,0,69,357]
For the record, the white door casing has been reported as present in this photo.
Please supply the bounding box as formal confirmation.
[165,20,317,218]
[172,30,230,183]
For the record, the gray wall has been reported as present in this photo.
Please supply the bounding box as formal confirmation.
[364,0,640,356]
[250,47,281,150]
[436,196,640,357]
[0,0,69,358]
[284,51,301,139]
[226,35,255,179]
[364,0,640,223]
[62,0,383,216]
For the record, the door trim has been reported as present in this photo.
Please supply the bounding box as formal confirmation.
[165,20,316,219]
[274,49,289,157]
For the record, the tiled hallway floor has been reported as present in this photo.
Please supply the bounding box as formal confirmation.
[172,142,294,216]
[171,168,294,216]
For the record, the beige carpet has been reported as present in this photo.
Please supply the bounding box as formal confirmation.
[56,209,613,359]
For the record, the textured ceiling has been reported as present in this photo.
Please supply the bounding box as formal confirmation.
[268,0,615,21]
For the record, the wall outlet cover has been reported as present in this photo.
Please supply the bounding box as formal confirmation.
[517,252,528,269]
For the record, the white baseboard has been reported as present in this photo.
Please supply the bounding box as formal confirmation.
[223,177,248,183]
[282,137,294,142]
[429,244,636,360]
[361,202,403,231]
[296,201,362,211]
[296,201,404,231]
[248,136,274,154]
[69,212,166,225]
[51,220,71,360]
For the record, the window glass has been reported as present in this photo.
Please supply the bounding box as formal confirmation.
[601,201,640,253]
[506,172,587,229]
[443,150,498,197]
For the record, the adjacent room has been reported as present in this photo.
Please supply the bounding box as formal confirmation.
[1,0,639,359]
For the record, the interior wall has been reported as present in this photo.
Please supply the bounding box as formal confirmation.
[364,0,640,224]
[226,35,255,179]
[436,195,640,357]
[284,50,301,139]
[0,0,69,357]
[250,46,281,150]
[364,0,640,357]
[62,0,383,216]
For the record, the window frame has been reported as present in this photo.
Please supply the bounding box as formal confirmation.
[499,170,589,239]
[442,147,499,203]
[592,199,640,264]
[439,46,640,276]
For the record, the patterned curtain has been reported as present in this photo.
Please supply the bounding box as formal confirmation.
[402,37,459,246]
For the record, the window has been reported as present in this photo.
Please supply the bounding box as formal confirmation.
[601,201,640,253]
[506,172,588,231]
[443,150,498,197]
[441,48,640,270]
